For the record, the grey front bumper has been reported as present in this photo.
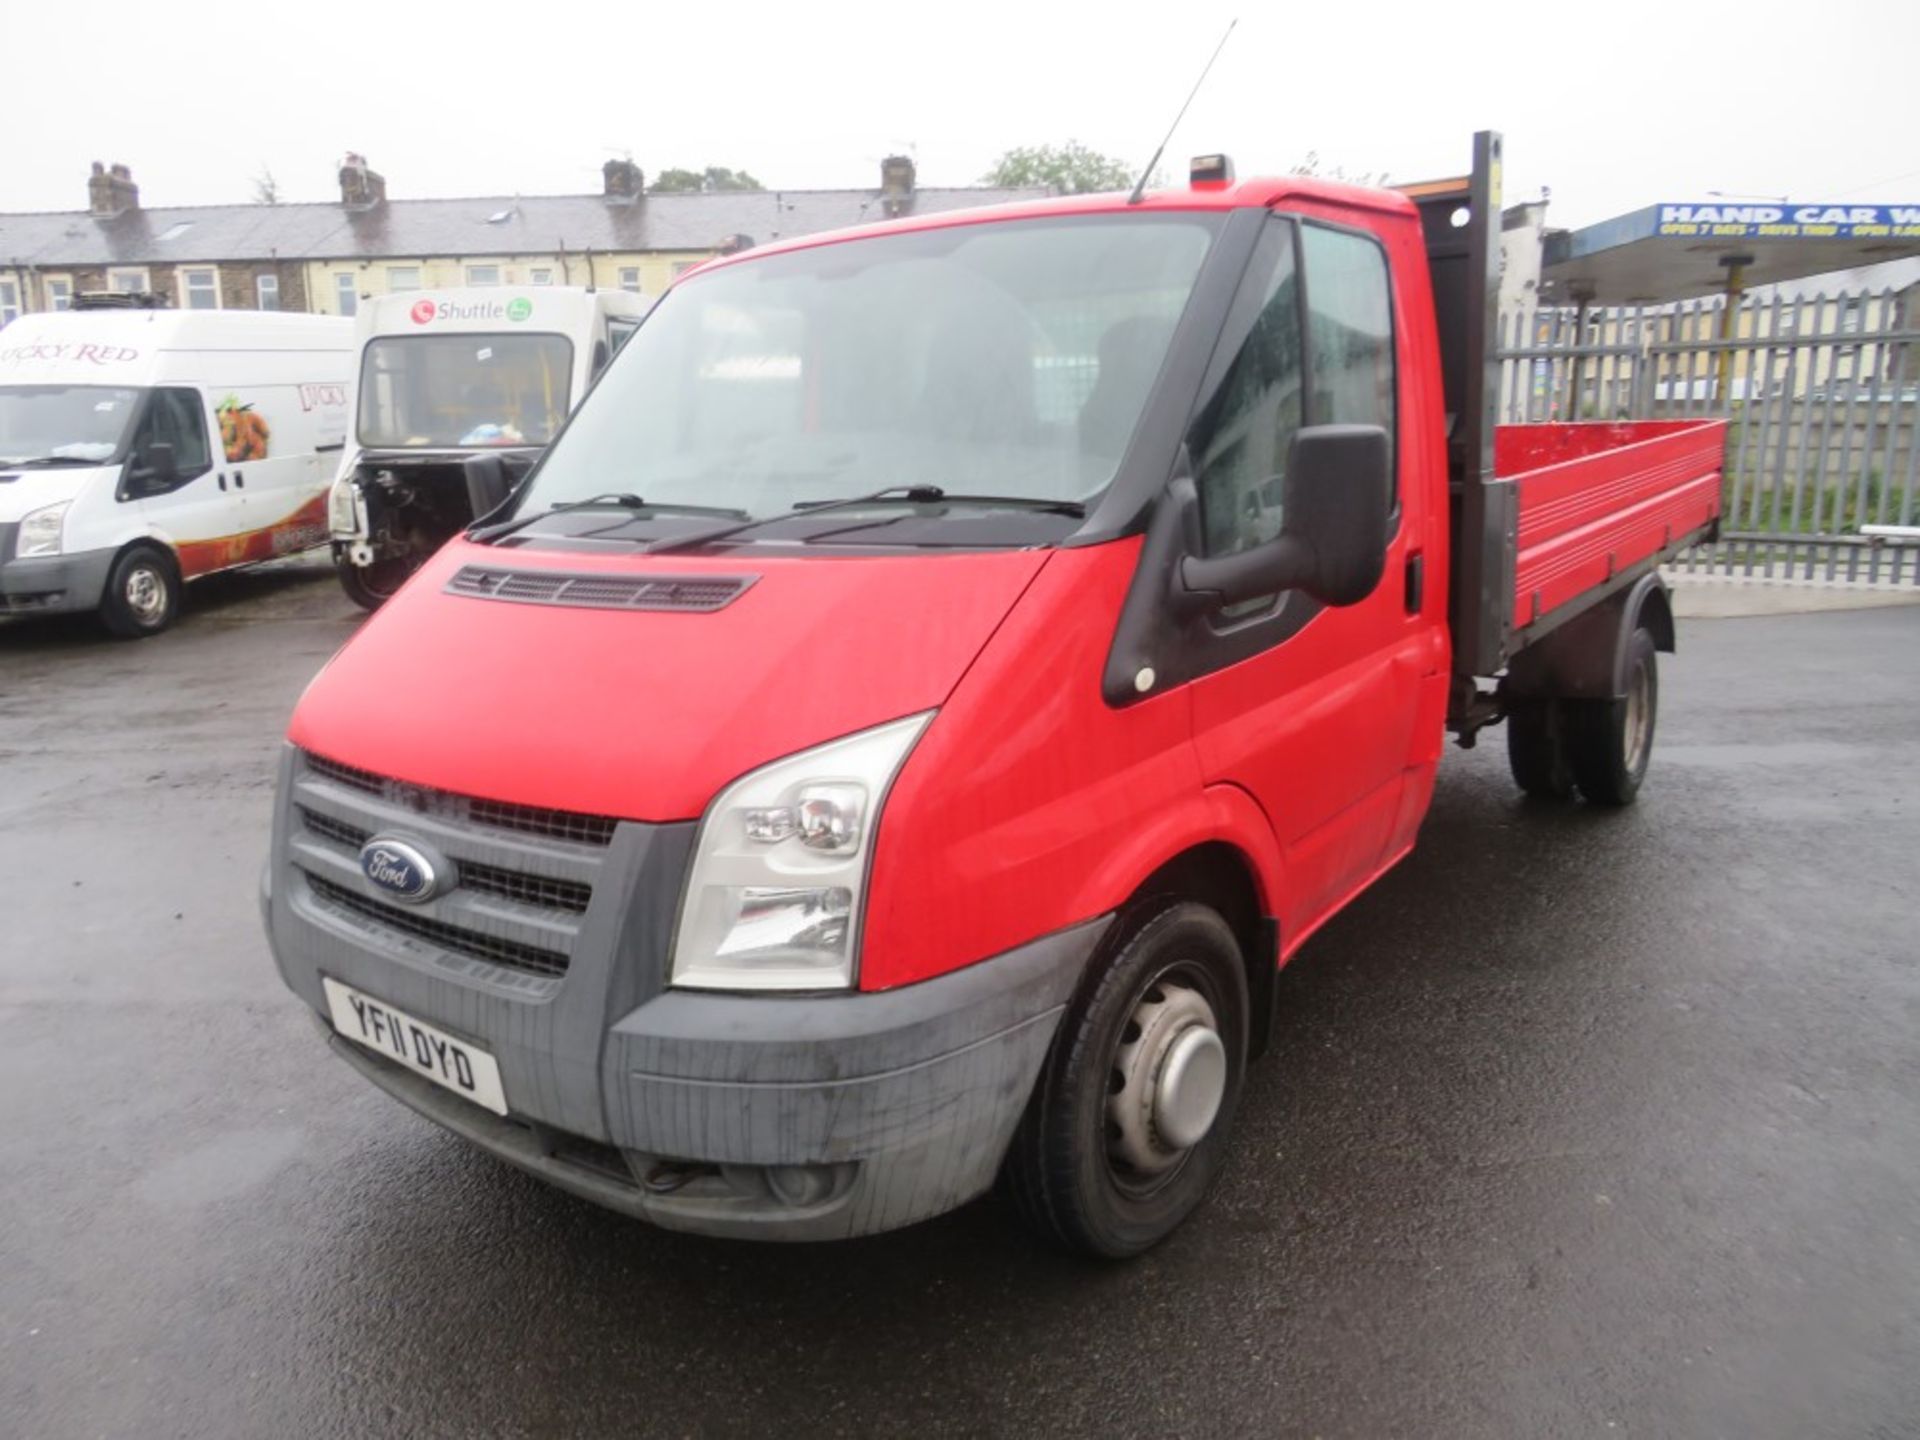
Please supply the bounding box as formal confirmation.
[0,538,116,616]
[326,919,1104,1240]
[264,747,1107,1240]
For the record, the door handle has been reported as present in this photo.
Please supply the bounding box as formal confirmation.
[1404,551,1425,615]
[233,471,245,489]
[217,473,227,491]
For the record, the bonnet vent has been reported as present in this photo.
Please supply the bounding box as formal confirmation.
[446,565,756,613]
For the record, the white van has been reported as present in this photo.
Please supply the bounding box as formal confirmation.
[327,286,652,607]
[0,309,354,636]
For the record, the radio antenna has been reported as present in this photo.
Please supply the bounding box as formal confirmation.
[1127,18,1238,205]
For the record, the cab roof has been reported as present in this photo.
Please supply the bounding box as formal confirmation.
[683,173,1419,281]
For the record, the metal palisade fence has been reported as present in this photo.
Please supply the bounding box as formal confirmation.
[1496,286,1920,583]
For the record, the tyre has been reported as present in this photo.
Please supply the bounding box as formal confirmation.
[1567,626,1658,806]
[1003,901,1249,1258]
[1506,697,1574,800]
[99,545,181,638]
[334,548,416,612]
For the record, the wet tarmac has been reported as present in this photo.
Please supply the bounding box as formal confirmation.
[3,559,1917,1437]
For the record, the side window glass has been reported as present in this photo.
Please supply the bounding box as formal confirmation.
[137,389,212,486]
[1301,224,1396,488]
[1187,222,1302,558]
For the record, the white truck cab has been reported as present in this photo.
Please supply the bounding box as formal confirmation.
[327,286,652,608]
[0,308,353,636]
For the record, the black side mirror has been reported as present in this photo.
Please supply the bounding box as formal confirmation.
[464,451,538,523]
[1174,424,1391,614]
[139,441,179,490]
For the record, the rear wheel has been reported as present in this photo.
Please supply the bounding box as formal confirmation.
[334,547,417,611]
[1003,901,1248,1259]
[1506,698,1574,800]
[99,545,181,638]
[1567,627,1658,806]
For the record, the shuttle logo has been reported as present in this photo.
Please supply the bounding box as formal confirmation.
[407,298,535,324]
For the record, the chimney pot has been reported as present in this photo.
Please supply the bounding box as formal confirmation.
[602,158,645,204]
[88,160,139,217]
[338,154,387,210]
[880,154,916,217]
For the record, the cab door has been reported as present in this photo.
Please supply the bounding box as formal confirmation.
[1179,213,1430,946]
[124,386,243,576]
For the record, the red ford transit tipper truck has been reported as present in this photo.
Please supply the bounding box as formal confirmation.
[263,135,1725,1256]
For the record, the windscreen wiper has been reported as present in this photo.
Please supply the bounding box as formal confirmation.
[643,486,1084,556]
[468,493,748,545]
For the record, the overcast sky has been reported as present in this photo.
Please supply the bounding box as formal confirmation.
[6,0,1915,230]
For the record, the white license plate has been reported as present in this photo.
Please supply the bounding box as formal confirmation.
[323,977,509,1116]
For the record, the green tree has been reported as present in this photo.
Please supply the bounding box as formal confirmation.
[251,166,280,205]
[982,141,1135,195]
[650,166,765,194]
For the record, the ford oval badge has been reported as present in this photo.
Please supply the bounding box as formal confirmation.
[358,836,443,903]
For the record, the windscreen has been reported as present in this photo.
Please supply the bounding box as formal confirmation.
[357,334,574,449]
[519,214,1220,519]
[0,385,145,465]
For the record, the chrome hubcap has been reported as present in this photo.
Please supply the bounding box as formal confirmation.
[124,566,166,624]
[1108,980,1226,1175]
[1624,662,1651,773]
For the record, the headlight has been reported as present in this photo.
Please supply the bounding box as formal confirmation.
[670,712,932,991]
[17,502,70,558]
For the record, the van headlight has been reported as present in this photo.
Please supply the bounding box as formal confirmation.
[670,712,932,992]
[18,502,70,558]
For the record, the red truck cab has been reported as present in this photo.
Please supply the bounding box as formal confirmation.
[263,135,1721,1255]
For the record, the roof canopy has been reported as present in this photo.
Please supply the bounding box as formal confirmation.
[1542,203,1920,303]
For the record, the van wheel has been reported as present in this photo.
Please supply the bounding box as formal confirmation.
[100,545,181,638]
[1506,698,1574,799]
[1567,627,1658,806]
[334,550,414,611]
[1002,901,1248,1259]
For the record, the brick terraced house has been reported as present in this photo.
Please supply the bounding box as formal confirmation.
[0,156,1044,324]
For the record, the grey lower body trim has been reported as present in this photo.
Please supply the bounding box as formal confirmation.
[0,545,116,615]
[330,915,1111,1241]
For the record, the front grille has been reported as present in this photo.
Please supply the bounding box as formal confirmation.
[303,752,618,848]
[306,874,570,979]
[446,564,755,614]
[298,805,593,916]
[459,861,592,914]
[300,807,367,849]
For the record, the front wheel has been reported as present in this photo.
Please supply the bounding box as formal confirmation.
[1002,901,1249,1258]
[99,545,181,638]
[1567,626,1658,806]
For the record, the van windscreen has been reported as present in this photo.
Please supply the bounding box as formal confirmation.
[357,334,573,449]
[0,385,145,466]
[518,213,1220,525]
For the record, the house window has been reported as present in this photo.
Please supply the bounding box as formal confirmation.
[618,267,641,292]
[0,278,18,327]
[387,266,421,292]
[466,265,501,287]
[336,273,359,317]
[256,274,280,311]
[181,267,220,310]
[108,268,150,294]
[529,268,554,286]
[46,278,73,311]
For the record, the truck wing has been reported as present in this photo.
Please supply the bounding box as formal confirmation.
[1500,418,1725,637]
